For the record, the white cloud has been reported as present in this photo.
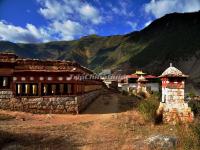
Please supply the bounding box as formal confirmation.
[0,20,85,42]
[51,20,83,40]
[144,20,152,27]
[119,1,134,16]
[145,0,200,18]
[127,21,137,30]
[0,21,51,43]
[88,28,96,34]
[108,1,134,17]
[38,0,102,24]
[38,0,73,21]
[0,16,86,43]
[111,7,119,14]
[36,0,102,41]
[79,4,102,24]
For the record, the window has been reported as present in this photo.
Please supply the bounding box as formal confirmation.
[42,84,48,96]
[47,77,53,81]
[16,84,22,95]
[51,84,56,95]
[76,84,83,94]
[25,84,30,95]
[67,84,72,94]
[32,84,38,95]
[16,83,38,96]
[0,76,10,89]
[63,84,72,95]
[60,84,64,94]
[41,83,73,96]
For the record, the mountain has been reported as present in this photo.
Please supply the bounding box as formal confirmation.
[1,11,200,94]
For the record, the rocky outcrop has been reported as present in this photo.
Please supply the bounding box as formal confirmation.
[145,135,177,150]
[0,90,101,114]
[133,134,177,150]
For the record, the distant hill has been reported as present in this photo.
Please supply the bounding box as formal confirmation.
[1,11,200,94]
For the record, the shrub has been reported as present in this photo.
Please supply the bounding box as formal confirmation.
[137,91,147,99]
[137,93,160,122]
[187,91,196,98]
[188,100,200,116]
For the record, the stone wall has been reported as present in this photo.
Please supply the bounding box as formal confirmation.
[77,90,101,112]
[163,108,193,124]
[157,102,194,124]
[158,86,194,124]
[0,90,13,99]
[0,90,101,114]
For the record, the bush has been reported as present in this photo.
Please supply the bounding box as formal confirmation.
[137,91,147,99]
[188,100,200,116]
[138,93,160,122]
[187,91,196,98]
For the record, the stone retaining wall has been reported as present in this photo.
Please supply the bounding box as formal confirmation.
[0,90,13,99]
[163,108,194,124]
[0,90,101,114]
[157,102,194,124]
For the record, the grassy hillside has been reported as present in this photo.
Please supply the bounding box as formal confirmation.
[0,11,200,93]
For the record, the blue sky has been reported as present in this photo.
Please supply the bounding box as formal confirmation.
[0,0,200,43]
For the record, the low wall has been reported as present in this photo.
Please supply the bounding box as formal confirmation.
[157,102,194,124]
[163,109,194,124]
[0,90,13,99]
[0,90,101,114]
[77,90,101,112]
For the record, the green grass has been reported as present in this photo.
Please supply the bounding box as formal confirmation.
[137,93,160,122]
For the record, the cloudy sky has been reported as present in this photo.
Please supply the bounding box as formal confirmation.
[0,0,200,43]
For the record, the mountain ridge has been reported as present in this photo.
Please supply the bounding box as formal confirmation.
[1,11,200,93]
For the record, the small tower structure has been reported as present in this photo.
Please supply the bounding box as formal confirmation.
[137,75,148,94]
[158,63,193,123]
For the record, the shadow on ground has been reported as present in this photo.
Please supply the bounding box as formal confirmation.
[82,90,140,114]
[0,130,77,150]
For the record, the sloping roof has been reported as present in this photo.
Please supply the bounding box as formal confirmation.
[137,75,148,82]
[0,53,94,74]
[127,74,157,79]
[159,63,188,78]
[145,75,158,79]
[127,74,138,78]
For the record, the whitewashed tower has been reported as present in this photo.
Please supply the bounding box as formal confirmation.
[137,75,148,93]
[158,63,193,123]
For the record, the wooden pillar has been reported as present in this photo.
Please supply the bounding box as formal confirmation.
[12,82,16,96]
[73,84,77,95]
[83,83,85,94]
[10,77,13,90]
[38,82,42,96]
[81,83,84,94]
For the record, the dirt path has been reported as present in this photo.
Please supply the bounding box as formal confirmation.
[0,91,123,126]
[0,90,146,150]
[83,92,120,114]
